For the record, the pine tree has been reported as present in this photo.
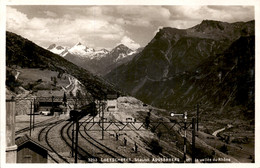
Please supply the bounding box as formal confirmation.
[63,92,67,107]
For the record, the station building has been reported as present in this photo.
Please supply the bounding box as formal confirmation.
[106,94,118,111]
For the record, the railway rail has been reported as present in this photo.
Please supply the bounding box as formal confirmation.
[79,117,128,163]
[61,116,99,163]
[44,119,70,163]
[15,117,57,135]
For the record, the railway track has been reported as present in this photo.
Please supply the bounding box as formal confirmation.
[80,119,129,163]
[109,118,184,161]
[44,119,70,163]
[38,119,65,141]
[27,114,151,163]
[61,116,99,163]
[16,117,57,135]
[47,152,60,163]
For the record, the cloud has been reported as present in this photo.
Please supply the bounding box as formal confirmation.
[205,6,254,22]
[84,6,104,16]
[115,6,171,27]
[119,36,140,50]
[6,7,29,31]
[101,34,121,40]
[166,6,254,27]
[6,6,125,48]
[43,11,58,17]
[166,20,199,29]
[125,18,151,27]
[6,5,254,49]
[116,6,170,20]
[153,26,163,36]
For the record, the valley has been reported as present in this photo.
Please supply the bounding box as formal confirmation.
[5,19,255,164]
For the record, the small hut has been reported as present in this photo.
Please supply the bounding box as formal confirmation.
[16,135,49,163]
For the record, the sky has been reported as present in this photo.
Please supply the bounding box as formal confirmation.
[6,5,254,50]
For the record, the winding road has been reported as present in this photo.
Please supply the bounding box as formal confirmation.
[212,124,233,137]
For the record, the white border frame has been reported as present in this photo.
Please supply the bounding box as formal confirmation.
[1,0,259,168]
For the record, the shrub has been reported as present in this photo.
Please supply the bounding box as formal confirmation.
[157,131,162,139]
[219,144,228,154]
[150,139,162,155]
[6,70,21,91]
[151,126,156,133]
[145,116,150,129]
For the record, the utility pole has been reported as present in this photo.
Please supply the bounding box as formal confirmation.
[75,115,79,163]
[98,100,100,118]
[192,118,196,163]
[196,103,199,131]
[30,101,32,136]
[33,98,35,131]
[170,112,188,163]
[183,112,187,163]
[52,96,54,109]
[101,102,104,140]
[101,94,107,140]
[71,121,74,157]
[93,99,95,124]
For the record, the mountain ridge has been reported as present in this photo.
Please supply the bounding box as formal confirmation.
[105,20,255,112]
[61,43,141,75]
[6,31,118,100]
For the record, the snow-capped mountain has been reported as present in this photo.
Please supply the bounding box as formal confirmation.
[68,42,95,58]
[48,42,110,60]
[47,44,68,57]
[91,48,109,60]
[47,42,142,76]
[108,44,134,62]
[115,51,136,62]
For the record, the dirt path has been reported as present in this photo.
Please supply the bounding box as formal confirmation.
[212,127,226,137]
[212,124,233,137]
[15,71,20,80]
[61,76,82,96]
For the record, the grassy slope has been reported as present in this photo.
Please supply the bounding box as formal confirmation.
[16,68,71,91]
[6,31,118,99]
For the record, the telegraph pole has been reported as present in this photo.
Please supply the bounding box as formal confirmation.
[33,98,35,131]
[101,94,107,140]
[71,121,74,157]
[196,103,199,131]
[29,101,32,136]
[52,96,54,109]
[170,111,188,163]
[75,115,79,163]
[101,102,104,140]
[192,118,196,163]
[183,112,187,163]
[98,100,101,118]
[93,99,95,124]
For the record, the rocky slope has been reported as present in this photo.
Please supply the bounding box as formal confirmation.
[105,20,254,113]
